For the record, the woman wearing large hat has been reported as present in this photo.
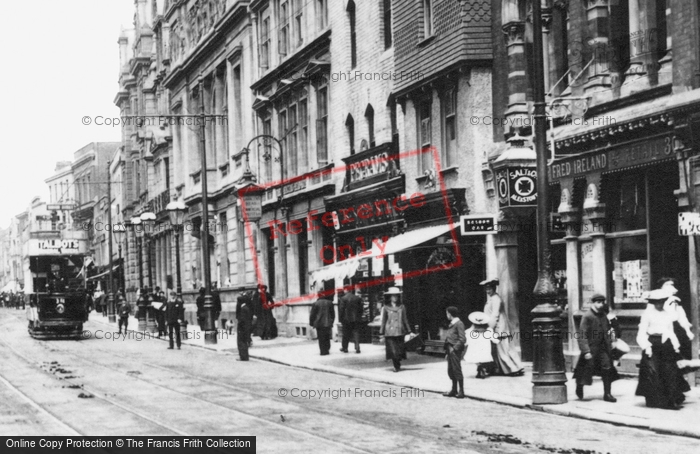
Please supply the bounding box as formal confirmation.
[379,287,411,372]
[480,278,524,376]
[635,288,688,409]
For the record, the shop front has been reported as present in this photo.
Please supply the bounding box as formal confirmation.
[549,107,700,380]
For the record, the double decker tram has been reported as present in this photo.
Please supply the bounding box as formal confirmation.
[25,239,89,340]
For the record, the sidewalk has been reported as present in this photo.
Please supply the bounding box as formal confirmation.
[88,314,700,439]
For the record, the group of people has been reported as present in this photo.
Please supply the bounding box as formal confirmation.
[234,284,278,361]
[572,277,696,409]
[0,291,24,309]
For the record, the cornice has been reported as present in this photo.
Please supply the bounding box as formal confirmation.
[162,1,250,89]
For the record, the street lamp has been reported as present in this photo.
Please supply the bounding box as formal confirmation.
[167,200,187,336]
[140,211,157,334]
[530,0,567,404]
[113,222,127,297]
[131,216,146,331]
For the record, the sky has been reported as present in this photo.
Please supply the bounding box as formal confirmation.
[0,0,135,229]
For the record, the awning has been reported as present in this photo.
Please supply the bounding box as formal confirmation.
[308,223,457,288]
[1,281,21,293]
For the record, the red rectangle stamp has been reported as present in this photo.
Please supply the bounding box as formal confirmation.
[237,146,460,308]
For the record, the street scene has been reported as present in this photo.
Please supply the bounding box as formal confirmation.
[1,0,700,453]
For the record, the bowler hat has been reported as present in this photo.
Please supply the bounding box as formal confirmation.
[468,311,489,325]
[384,287,402,295]
[479,278,499,287]
[590,293,606,301]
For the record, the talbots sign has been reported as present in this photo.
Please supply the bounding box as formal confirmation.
[497,167,537,208]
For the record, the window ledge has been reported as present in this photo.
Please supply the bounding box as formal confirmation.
[440,166,458,176]
[417,35,436,48]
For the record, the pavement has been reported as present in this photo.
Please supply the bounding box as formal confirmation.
[89,313,700,439]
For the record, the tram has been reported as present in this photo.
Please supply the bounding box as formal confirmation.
[25,238,89,340]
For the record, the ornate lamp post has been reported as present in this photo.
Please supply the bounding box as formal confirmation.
[167,200,187,335]
[140,211,157,333]
[530,0,567,404]
[113,222,127,298]
[131,216,146,331]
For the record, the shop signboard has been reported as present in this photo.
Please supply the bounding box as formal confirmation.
[678,212,700,236]
[460,214,497,235]
[496,167,537,208]
[548,134,674,183]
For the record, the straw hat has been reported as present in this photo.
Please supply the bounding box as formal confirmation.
[384,287,402,295]
[468,311,489,325]
[479,278,499,287]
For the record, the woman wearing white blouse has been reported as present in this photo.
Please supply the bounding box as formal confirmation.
[635,289,689,409]
[658,278,694,360]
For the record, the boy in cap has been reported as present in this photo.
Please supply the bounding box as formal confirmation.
[573,293,619,402]
[443,306,466,398]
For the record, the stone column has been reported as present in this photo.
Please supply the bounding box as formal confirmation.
[582,173,607,297]
[621,0,662,94]
[585,0,612,103]
[495,212,521,350]
[502,15,528,132]
[558,178,581,354]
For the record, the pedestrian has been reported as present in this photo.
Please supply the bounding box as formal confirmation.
[379,287,411,372]
[196,287,205,330]
[212,288,222,329]
[254,285,277,340]
[236,292,254,361]
[464,311,498,379]
[165,291,184,350]
[657,277,694,361]
[309,295,335,355]
[443,306,466,398]
[635,288,689,409]
[481,278,524,376]
[573,294,619,402]
[155,287,167,338]
[339,284,363,353]
[117,294,131,335]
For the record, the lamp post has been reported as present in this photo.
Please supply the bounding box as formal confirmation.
[140,211,157,334]
[167,200,187,335]
[107,161,116,323]
[530,0,567,404]
[113,222,127,297]
[236,132,290,308]
[131,216,146,331]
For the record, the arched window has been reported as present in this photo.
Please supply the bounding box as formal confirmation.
[364,104,375,147]
[345,114,355,155]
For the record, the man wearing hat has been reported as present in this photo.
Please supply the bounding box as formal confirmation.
[573,293,619,402]
[339,284,364,353]
[310,295,335,355]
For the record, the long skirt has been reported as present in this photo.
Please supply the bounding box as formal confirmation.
[491,336,523,375]
[636,335,689,408]
[385,336,407,362]
[674,321,693,361]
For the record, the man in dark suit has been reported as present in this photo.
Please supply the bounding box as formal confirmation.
[443,306,466,399]
[117,294,131,335]
[310,296,335,355]
[573,294,618,402]
[339,285,363,353]
[165,292,185,350]
[236,292,254,361]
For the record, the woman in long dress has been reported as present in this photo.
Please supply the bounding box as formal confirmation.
[379,287,411,372]
[635,289,688,409]
[481,278,524,376]
[657,278,694,360]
